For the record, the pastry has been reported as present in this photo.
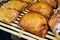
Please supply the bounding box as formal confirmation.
[49,10,60,40]
[4,0,28,12]
[0,8,19,23]
[29,2,53,19]
[38,0,57,8]
[18,12,48,37]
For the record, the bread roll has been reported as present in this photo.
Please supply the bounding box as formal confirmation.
[29,2,53,19]
[18,12,48,37]
[49,10,60,40]
[0,8,19,23]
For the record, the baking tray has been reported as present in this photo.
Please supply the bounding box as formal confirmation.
[0,0,58,40]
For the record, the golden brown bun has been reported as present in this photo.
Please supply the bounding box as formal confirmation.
[29,2,53,19]
[0,8,19,23]
[48,10,60,40]
[4,1,28,12]
[38,0,57,8]
[18,12,48,37]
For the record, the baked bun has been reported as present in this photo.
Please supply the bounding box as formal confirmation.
[29,2,53,19]
[18,12,48,37]
[38,0,57,8]
[4,0,28,12]
[0,8,19,23]
[49,10,60,40]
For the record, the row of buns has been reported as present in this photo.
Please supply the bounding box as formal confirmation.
[0,0,60,40]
